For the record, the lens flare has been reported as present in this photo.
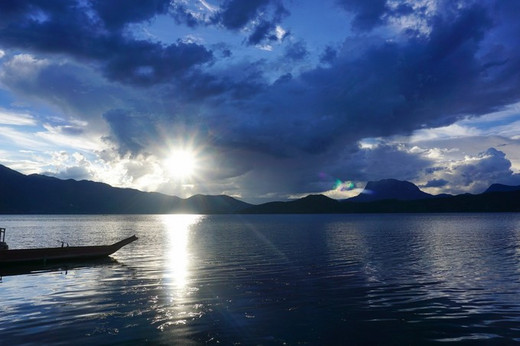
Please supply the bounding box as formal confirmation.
[334,179,356,191]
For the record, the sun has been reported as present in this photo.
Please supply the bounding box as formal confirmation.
[165,149,197,179]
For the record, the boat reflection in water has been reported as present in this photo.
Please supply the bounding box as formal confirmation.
[0,256,119,278]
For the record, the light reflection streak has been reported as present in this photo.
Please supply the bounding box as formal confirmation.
[161,214,202,294]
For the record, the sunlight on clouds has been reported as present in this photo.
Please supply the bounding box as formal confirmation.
[94,157,136,187]
[417,147,520,195]
[91,151,196,197]
[358,137,383,149]
[351,133,520,198]
[412,102,520,143]
[2,54,49,78]
[322,188,362,200]
[257,44,273,51]
[386,0,438,37]
[0,125,50,149]
[275,25,287,40]
[485,120,520,139]
[37,124,103,151]
[1,158,46,175]
[458,102,520,130]
[199,0,218,13]
[324,179,363,199]
[410,123,480,142]
[425,147,449,160]
[100,155,166,191]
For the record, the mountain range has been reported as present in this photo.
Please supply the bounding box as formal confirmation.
[1,164,520,214]
[0,164,250,214]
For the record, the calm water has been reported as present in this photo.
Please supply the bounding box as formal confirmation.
[2,214,520,345]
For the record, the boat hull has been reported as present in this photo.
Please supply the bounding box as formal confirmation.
[0,235,137,265]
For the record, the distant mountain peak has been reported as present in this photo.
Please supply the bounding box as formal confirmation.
[349,179,432,202]
[301,194,332,201]
[484,183,520,193]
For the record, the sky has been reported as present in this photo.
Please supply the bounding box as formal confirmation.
[1,0,520,204]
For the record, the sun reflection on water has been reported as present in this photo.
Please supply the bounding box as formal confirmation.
[161,214,202,293]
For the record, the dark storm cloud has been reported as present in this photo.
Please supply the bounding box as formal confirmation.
[336,0,387,31]
[213,0,289,45]
[320,46,338,65]
[337,144,432,183]
[200,3,508,161]
[0,56,137,126]
[103,40,213,86]
[245,2,518,155]
[0,0,213,86]
[103,109,158,155]
[247,20,277,45]
[422,179,449,188]
[215,0,270,30]
[284,41,308,61]
[170,4,201,28]
[91,0,170,30]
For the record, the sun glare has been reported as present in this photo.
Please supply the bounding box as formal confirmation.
[165,149,197,179]
[162,214,203,293]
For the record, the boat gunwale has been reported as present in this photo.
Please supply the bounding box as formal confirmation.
[0,235,138,265]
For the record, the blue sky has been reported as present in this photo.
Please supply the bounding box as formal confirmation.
[1,0,520,203]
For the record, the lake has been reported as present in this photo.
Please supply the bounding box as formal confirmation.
[2,214,520,345]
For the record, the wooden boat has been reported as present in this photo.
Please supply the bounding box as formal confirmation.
[0,228,137,265]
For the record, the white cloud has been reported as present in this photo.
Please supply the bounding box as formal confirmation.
[420,147,520,194]
[1,54,49,79]
[412,102,520,143]
[410,123,481,142]
[275,25,286,40]
[386,0,439,37]
[36,123,104,152]
[199,0,218,13]
[0,109,36,126]
[0,125,50,149]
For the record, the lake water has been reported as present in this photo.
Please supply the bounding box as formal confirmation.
[2,214,520,345]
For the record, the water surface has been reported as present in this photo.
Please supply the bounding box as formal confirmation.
[2,214,520,344]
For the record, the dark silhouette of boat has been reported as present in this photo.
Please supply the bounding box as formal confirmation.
[0,228,137,265]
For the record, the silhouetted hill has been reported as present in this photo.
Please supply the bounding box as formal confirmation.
[243,194,342,214]
[0,164,251,214]
[180,194,251,213]
[348,179,433,202]
[244,190,520,214]
[484,183,520,193]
